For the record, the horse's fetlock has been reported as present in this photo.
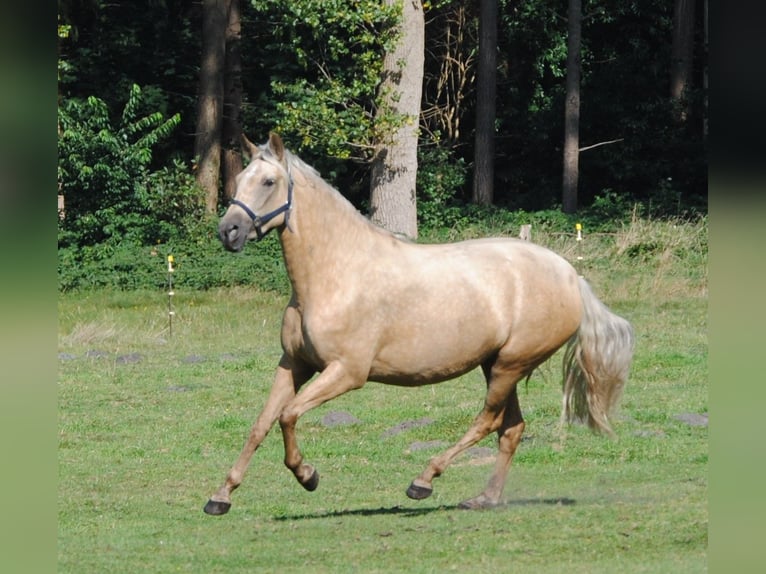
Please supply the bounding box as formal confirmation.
[284,454,302,471]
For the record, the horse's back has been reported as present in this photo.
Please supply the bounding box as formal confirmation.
[404,237,580,304]
[412,236,583,336]
[362,237,583,385]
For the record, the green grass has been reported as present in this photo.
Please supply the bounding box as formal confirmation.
[58,217,707,573]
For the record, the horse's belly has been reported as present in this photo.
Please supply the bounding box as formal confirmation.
[368,326,500,386]
[368,358,480,386]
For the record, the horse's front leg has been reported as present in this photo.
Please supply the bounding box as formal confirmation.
[204,356,312,516]
[279,360,365,491]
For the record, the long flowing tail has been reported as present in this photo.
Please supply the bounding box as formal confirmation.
[561,276,635,436]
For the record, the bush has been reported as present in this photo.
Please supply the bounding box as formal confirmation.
[58,241,166,292]
[141,159,207,242]
[58,222,291,294]
[416,145,469,229]
[58,84,185,249]
[58,84,214,291]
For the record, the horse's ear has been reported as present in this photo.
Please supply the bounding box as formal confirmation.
[268,132,285,162]
[240,134,259,160]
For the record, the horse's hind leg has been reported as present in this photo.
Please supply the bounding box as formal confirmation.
[406,366,527,504]
[458,385,524,509]
[406,407,499,501]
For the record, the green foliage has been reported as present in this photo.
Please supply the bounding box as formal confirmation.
[416,145,469,229]
[56,0,707,292]
[575,0,707,213]
[416,201,583,244]
[58,84,186,247]
[245,0,400,161]
[57,0,199,158]
[582,189,636,227]
[167,232,289,293]
[493,0,706,214]
[58,241,166,292]
[58,195,707,298]
[57,84,212,291]
[57,0,706,219]
[58,223,291,294]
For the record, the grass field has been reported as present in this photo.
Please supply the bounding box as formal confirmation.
[58,217,707,572]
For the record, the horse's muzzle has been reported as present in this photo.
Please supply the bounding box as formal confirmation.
[218,217,249,252]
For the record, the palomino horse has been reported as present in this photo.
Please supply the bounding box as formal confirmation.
[205,132,634,515]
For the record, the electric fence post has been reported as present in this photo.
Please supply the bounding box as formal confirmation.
[575,222,583,276]
[167,254,175,337]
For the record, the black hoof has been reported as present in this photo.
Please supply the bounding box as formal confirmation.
[204,499,232,515]
[406,482,433,500]
[302,469,319,492]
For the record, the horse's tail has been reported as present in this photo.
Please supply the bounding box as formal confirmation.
[561,276,634,436]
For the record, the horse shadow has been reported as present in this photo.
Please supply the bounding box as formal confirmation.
[272,497,576,521]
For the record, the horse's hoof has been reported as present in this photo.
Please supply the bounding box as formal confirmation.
[302,469,319,492]
[458,494,499,510]
[204,499,232,515]
[406,481,433,500]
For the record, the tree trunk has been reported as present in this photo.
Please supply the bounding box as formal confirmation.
[472,0,497,206]
[195,0,229,214]
[670,0,696,122]
[369,0,425,239]
[562,0,582,214]
[222,0,243,202]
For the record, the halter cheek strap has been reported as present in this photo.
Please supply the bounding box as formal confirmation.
[230,176,293,241]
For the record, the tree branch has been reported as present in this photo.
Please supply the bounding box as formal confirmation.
[579,138,624,152]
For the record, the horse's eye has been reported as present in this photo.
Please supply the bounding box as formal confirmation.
[264,178,275,187]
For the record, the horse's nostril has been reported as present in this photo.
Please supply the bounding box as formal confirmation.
[219,222,240,246]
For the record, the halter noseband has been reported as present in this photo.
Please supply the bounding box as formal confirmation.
[229,175,293,241]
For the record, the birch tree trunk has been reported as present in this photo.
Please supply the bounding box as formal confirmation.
[369,0,425,239]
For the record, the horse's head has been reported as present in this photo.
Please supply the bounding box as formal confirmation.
[218,132,293,252]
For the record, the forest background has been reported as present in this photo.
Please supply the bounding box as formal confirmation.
[57,0,707,290]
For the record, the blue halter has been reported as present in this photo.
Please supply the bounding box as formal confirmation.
[229,175,293,241]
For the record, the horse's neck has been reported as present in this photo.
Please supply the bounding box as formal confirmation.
[278,170,377,300]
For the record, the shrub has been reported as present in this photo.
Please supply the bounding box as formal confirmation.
[416,145,469,229]
[58,84,184,248]
[58,222,291,294]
